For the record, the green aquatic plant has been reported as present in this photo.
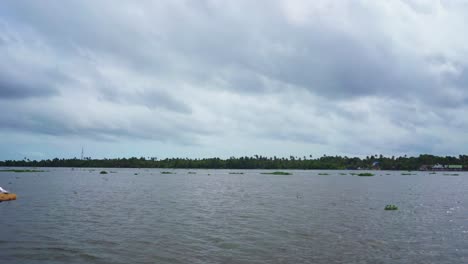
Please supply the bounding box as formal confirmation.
[401,173,415,175]
[161,171,175,174]
[188,172,196,174]
[384,205,398,210]
[339,173,347,175]
[318,173,329,175]
[99,171,108,174]
[229,172,244,174]
[358,173,374,176]
[444,173,459,176]
[429,172,436,174]
[261,171,292,175]
[0,169,45,173]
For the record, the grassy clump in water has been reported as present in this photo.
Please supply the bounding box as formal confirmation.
[261,171,292,175]
[99,171,108,174]
[161,171,175,174]
[0,169,45,173]
[401,173,415,175]
[188,172,196,174]
[429,172,436,174]
[339,173,347,175]
[358,173,374,176]
[444,173,459,176]
[318,173,329,175]
[384,204,398,210]
[229,172,244,174]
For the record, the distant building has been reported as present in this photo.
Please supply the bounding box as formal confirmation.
[371,161,381,170]
[432,164,444,170]
[419,165,431,171]
[447,165,463,171]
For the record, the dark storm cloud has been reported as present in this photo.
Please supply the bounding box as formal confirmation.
[0,71,61,99]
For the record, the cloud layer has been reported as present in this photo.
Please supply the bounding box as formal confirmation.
[1,0,468,159]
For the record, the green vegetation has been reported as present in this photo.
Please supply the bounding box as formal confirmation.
[1,154,467,170]
[161,171,175,174]
[384,205,398,210]
[229,172,244,174]
[444,173,459,176]
[188,172,196,174]
[357,173,374,176]
[318,173,329,175]
[0,169,45,173]
[261,171,292,175]
[339,173,347,175]
[100,171,108,174]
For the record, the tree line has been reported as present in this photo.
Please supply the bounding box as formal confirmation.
[1,154,468,170]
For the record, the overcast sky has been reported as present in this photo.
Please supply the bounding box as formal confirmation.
[1,0,468,160]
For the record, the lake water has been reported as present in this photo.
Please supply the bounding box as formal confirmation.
[1,168,468,263]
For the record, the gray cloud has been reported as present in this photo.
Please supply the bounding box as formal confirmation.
[1,0,468,159]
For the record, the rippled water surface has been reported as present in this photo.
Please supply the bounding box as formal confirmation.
[1,168,468,263]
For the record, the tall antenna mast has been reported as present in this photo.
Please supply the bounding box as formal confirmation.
[81,147,84,160]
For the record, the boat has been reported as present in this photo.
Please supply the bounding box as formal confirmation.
[0,193,17,202]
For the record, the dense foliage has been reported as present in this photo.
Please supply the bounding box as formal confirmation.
[1,154,467,170]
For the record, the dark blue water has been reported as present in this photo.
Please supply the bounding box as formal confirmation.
[1,168,468,263]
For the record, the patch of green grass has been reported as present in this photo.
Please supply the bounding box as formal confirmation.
[358,173,374,176]
[384,204,398,210]
[261,171,292,175]
[0,169,45,173]
[161,171,175,174]
[99,171,108,174]
[229,172,244,174]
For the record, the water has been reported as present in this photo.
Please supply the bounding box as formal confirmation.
[1,168,468,263]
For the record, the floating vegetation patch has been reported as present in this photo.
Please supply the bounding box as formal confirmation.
[188,172,196,174]
[401,173,415,175]
[429,172,436,174]
[384,204,398,211]
[99,171,108,174]
[358,173,374,176]
[444,173,459,176]
[339,173,347,175]
[134,173,138,175]
[161,171,175,174]
[261,171,292,175]
[0,169,45,173]
[229,172,244,174]
[318,173,329,175]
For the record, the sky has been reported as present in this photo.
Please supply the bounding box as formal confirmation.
[1,0,468,160]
